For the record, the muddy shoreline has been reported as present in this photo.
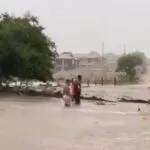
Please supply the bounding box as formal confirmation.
[0,86,149,104]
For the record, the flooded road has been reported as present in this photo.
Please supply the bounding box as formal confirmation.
[0,96,150,150]
[82,84,150,101]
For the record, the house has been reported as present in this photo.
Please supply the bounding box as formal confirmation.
[55,52,79,71]
[74,51,103,67]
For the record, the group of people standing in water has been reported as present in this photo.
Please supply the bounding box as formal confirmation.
[63,75,82,107]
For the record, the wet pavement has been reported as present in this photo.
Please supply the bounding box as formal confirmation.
[0,96,150,150]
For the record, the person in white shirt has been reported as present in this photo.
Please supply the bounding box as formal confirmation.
[63,79,71,107]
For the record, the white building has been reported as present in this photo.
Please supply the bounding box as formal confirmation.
[55,52,79,71]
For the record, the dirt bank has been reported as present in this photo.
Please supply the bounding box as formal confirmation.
[0,85,150,104]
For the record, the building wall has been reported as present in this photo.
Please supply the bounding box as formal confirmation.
[78,57,101,67]
[55,58,79,71]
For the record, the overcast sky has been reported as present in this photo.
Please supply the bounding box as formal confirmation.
[1,0,150,55]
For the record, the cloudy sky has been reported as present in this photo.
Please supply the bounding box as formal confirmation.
[1,0,150,55]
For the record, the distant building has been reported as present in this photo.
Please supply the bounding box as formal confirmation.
[74,51,102,67]
[55,52,79,71]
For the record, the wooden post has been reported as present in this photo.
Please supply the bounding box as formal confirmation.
[114,76,117,86]
[101,77,104,86]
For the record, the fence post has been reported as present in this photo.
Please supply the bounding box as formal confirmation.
[114,76,117,86]
[101,77,104,86]
[87,80,90,87]
[94,78,97,86]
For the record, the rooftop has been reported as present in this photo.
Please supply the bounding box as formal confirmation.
[58,52,78,60]
[74,51,101,58]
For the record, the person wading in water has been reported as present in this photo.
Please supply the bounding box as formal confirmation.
[63,79,71,107]
[70,78,75,102]
[73,75,82,105]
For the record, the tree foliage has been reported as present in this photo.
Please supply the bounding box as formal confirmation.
[116,51,147,81]
[0,12,56,83]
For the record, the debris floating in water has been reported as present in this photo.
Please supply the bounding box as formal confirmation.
[138,105,141,111]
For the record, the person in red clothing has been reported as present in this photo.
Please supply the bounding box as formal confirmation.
[73,75,82,105]
[70,78,75,101]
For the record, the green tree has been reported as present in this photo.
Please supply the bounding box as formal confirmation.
[116,51,146,81]
[0,12,56,84]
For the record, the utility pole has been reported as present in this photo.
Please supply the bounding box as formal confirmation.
[101,41,105,86]
[123,44,126,55]
[102,41,104,66]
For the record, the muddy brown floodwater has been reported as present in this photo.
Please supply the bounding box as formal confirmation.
[82,84,150,101]
[0,96,150,150]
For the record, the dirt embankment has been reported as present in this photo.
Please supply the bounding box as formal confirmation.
[0,85,149,104]
[0,86,62,97]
